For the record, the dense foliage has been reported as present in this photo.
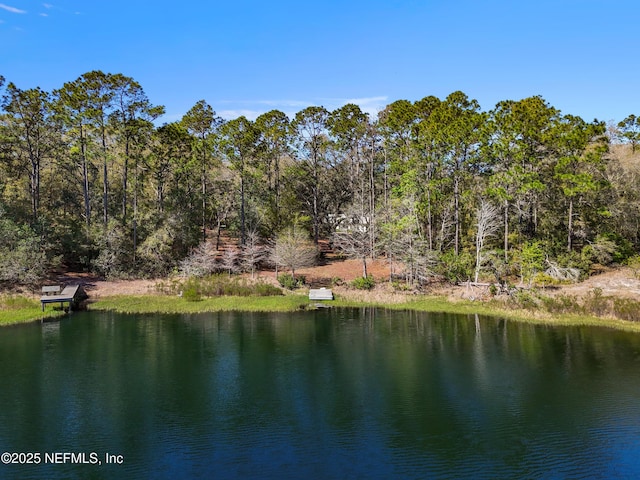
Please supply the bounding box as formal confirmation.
[1,71,638,286]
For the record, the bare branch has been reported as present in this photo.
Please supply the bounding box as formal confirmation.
[332,207,374,278]
[241,230,266,278]
[220,248,240,276]
[475,199,501,282]
[178,241,217,277]
[545,259,580,282]
[269,227,317,278]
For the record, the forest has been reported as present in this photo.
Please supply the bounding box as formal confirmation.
[1,70,640,287]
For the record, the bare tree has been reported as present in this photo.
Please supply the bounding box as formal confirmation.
[178,241,217,277]
[241,230,265,278]
[395,234,438,286]
[332,207,374,278]
[436,200,455,252]
[474,199,501,282]
[220,248,240,276]
[269,227,317,279]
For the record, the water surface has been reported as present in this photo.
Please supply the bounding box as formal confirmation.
[1,309,640,479]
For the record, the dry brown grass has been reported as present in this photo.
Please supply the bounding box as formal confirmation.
[330,284,415,304]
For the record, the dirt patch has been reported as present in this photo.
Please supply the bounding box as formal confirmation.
[296,258,391,285]
[50,257,393,299]
[51,272,158,298]
[551,267,640,299]
[44,262,640,305]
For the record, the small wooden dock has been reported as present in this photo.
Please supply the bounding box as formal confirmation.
[40,285,86,311]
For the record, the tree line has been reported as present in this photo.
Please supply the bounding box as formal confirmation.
[1,71,639,286]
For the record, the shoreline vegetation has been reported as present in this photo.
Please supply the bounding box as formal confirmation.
[86,293,640,333]
[0,296,66,326]
[3,276,640,333]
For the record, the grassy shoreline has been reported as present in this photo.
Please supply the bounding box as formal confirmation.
[89,294,311,314]
[330,297,640,332]
[2,292,640,333]
[0,302,67,326]
[90,292,640,333]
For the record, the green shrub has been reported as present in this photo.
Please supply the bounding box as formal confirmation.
[518,242,545,285]
[438,250,474,283]
[597,232,634,263]
[613,298,640,322]
[510,290,539,310]
[182,286,201,302]
[351,276,375,290]
[0,212,49,285]
[540,294,581,315]
[533,272,558,287]
[90,220,132,280]
[253,283,283,297]
[555,250,589,278]
[277,273,304,290]
[391,280,411,291]
[583,287,610,317]
[581,236,619,266]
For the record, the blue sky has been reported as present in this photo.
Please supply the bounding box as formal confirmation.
[1,0,638,124]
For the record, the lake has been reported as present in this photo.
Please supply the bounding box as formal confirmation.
[1,308,640,479]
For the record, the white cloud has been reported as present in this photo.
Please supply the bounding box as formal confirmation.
[342,96,389,107]
[218,109,268,121]
[215,96,389,120]
[43,3,53,8]
[39,12,48,16]
[168,96,390,123]
[216,100,313,120]
[254,99,311,108]
[0,3,27,13]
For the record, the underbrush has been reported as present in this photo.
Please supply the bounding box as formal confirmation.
[0,295,38,310]
[351,276,375,290]
[498,287,640,322]
[277,273,306,290]
[155,274,283,301]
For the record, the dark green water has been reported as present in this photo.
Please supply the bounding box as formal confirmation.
[1,309,640,479]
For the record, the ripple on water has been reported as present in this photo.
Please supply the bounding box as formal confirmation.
[3,310,640,479]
